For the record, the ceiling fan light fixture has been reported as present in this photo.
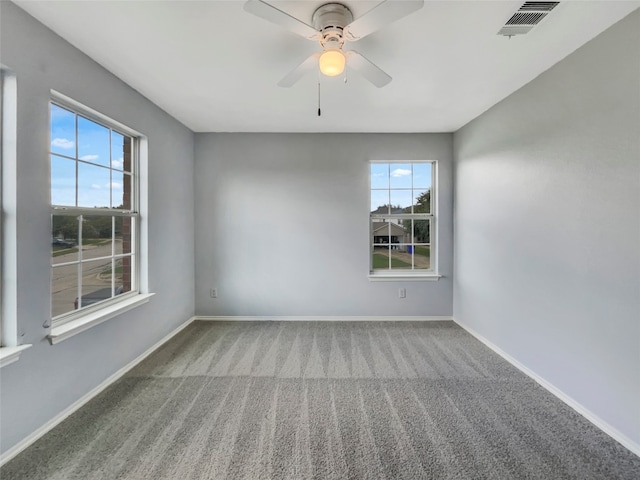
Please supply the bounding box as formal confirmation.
[319,49,346,77]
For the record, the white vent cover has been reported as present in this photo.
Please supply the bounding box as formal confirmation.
[498,2,559,36]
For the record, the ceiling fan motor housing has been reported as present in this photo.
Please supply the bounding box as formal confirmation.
[313,3,353,50]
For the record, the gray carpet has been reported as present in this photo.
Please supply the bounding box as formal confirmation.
[2,321,639,479]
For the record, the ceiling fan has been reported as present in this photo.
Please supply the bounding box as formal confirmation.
[244,0,424,88]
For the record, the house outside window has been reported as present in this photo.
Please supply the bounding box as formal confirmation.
[370,161,435,277]
[50,99,139,324]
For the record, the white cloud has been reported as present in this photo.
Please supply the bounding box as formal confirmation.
[390,168,411,177]
[80,154,99,161]
[111,158,123,168]
[51,138,74,149]
[109,182,123,190]
[91,184,101,189]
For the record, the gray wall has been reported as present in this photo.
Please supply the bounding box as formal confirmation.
[194,133,453,317]
[453,10,640,446]
[0,2,195,455]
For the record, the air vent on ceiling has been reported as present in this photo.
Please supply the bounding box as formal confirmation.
[498,1,559,37]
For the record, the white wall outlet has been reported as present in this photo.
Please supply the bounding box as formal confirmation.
[398,288,406,299]
[210,288,218,298]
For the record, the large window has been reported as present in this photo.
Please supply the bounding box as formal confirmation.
[370,161,435,276]
[50,100,138,323]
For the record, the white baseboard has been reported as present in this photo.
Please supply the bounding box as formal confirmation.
[453,318,640,457]
[0,316,196,467]
[196,315,453,322]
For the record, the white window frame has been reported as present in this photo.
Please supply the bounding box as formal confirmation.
[48,92,152,344]
[368,160,441,281]
[1,65,32,367]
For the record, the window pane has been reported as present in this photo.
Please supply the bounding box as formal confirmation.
[370,163,388,189]
[392,219,410,245]
[372,219,410,246]
[389,163,412,189]
[78,163,111,208]
[123,136,133,173]
[390,190,412,211]
[372,220,390,246]
[112,170,125,208]
[389,246,413,269]
[115,217,134,255]
[82,216,112,260]
[51,155,76,206]
[52,215,79,265]
[372,248,391,269]
[413,188,431,214]
[50,104,76,157]
[52,264,78,317]
[117,255,134,294]
[80,259,113,309]
[123,172,133,209]
[78,116,110,167]
[397,218,412,242]
[111,131,125,171]
[372,246,415,270]
[413,219,430,244]
[413,163,431,189]
[371,190,390,214]
[413,245,430,269]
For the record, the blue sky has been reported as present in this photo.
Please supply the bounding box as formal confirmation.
[370,162,431,213]
[50,104,128,208]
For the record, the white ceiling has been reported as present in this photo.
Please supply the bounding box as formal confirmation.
[13,0,640,133]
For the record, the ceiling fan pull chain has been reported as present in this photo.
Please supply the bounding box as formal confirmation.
[318,80,322,117]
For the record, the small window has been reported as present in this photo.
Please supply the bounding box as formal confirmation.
[370,161,435,276]
[50,100,139,323]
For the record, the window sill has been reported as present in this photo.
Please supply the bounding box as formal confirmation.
[0,344,33,368]
[48,293,154,345]
[368,273,442,282]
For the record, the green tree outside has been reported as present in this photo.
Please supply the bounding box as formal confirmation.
[52,215,122,240]
[403,189,430,243]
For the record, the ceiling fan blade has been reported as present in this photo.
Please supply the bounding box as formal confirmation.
[344,0,424,41]
[345,51,392,88]
[244,0,319,40]
[278,53,321,87]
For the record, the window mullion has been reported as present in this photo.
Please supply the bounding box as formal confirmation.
[111,217,115,297]
[76,215,83,309]
[387,221,391,270]
[51,207,138,217]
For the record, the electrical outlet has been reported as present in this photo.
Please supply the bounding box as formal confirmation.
[398,288,406,299]
[210,288,218,298]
